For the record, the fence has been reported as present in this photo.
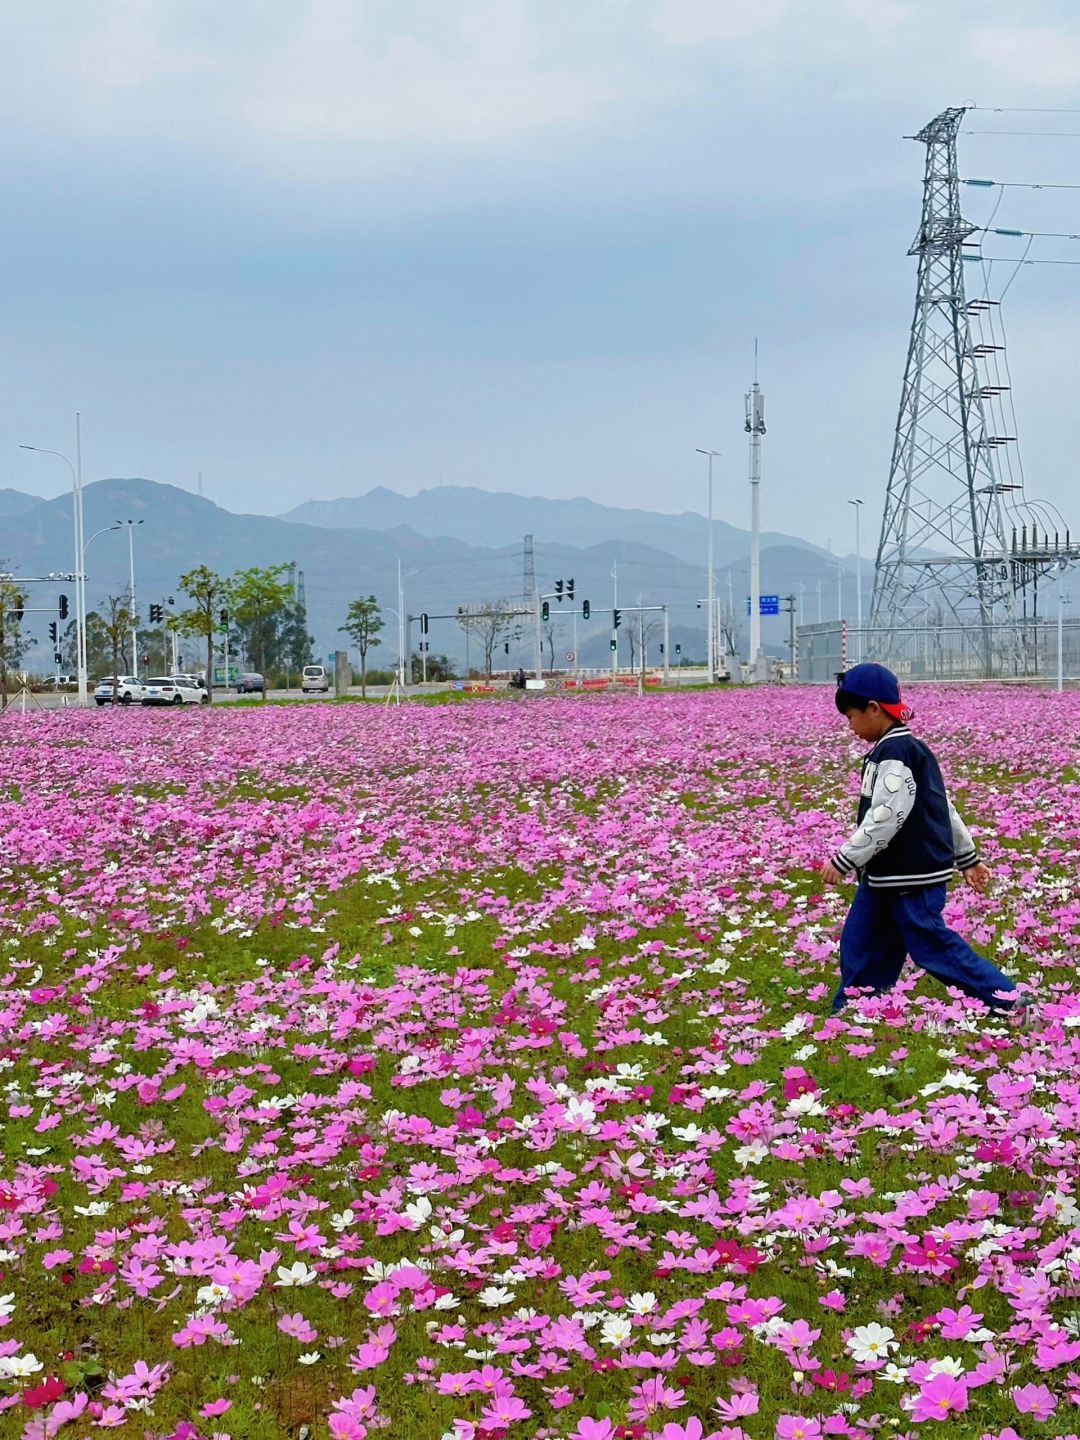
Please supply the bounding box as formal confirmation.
[797,618,1080,684]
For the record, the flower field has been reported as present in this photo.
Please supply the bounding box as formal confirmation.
[2,686,1080,1440]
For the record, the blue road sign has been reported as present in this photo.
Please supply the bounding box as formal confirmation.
[746,594,781,616]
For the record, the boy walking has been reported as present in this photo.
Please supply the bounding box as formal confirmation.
[822,663,1018,1014]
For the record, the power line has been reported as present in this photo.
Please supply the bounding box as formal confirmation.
[964,177,1080,190]
[969,105,1080,115]
[964,129,1080,138]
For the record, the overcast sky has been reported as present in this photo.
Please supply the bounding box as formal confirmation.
[3,0,1080,550]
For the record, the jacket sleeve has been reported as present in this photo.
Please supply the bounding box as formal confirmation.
[833,759,916,874]
[947,798,980,872]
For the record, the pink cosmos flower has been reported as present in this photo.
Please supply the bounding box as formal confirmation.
[1013,1383,1056,1421]
[774,1418,821,1440]
[910,1374,969,1424]
[277,1312,317,1343]
[656,1420,728,1440]
[569,1422,615,1440]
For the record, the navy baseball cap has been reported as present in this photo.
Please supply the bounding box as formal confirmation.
[835,662,906,720]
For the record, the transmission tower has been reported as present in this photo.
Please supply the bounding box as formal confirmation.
[522,534,535,608]
[871,107,1022,644]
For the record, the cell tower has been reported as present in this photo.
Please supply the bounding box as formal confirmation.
[870,106,1076,655]
[745,354,765,664]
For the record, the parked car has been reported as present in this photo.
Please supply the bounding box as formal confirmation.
[234,672,265,694]
[53,674,77,689]
[171,673,208,691]
[301,664,330,693]
[142,676,208,706]
[94,675,146,706]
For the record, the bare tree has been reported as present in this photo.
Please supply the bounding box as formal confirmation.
[100,593,135,701]
[542,619,562,674]
[458,600,515,679]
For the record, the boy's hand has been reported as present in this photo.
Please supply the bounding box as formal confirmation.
[821,861,846,886]
[962,863,991,894]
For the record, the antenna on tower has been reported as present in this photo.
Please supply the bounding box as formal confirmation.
[870,106,1078,672]
[197,471,203,498]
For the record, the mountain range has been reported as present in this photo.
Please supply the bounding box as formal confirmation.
[1,479,861,671]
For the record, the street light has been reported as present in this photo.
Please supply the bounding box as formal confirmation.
[20,418,88,705]
[117,520,144,676]
[848,498,864,661]
[697,449,720,682]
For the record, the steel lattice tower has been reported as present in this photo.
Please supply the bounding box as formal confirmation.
[870,107,1015,637]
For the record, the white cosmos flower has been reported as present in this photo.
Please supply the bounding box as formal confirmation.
[928,1356,966,1377]
[195,1283,230,1308]
[734,1141,769,1167]
[477,1286,515,1307]
[0,1353,43,1378]
[846,1323,897,1364]
[601,1316,634,1347]
[403,1197,433,1228]
[330,1209,355,1231]
[881,1363,909,1384]
[297,1352,321,1365]
[275,1262,318,1287]
[626,1292,657,1316]
[671,1124,705,1143]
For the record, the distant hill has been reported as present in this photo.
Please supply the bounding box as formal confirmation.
[2,478,861,671]
[278,484,837,571]
[0,487,44,518]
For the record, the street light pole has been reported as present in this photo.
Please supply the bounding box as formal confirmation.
[611,560,618,679]
[19,425,89,704]
[119,520,144,675]
[696,448,720,683]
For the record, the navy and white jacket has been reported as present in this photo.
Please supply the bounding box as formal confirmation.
[832,724,980,889]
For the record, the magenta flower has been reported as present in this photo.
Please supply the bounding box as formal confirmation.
[910,1374,969,1423]
[1013,1383,1057,1421]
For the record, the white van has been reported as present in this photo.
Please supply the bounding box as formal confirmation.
[301,664,330,693]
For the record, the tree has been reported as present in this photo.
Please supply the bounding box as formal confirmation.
[177,566,229,700]
[229,565,294,697]
[279,600,315,678]
[99,593,135,700]
[339,596,384,697]
[458,600,515,679]
[0,577,29,710]
[409,651,455,683]
[542,618,560,674]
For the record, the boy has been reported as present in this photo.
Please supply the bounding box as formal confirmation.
[822,662,1018,1014]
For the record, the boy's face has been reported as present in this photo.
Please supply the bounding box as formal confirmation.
[843,700,893,743]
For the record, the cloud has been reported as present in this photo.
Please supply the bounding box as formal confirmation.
[653,0,794,47]
[969,23,1080,90]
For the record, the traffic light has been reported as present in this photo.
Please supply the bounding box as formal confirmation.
[504,641,510,654]
[58,593,69,621]
[675,643,682,656]
[53,651,62,666]
[420,613,429,634]
[141,654,149,665]
[541,601,550,622]
[149,603,163,624]
[609,637,617,651]
[48,621,57,643]
[659,643,664,655]
[555,581,563,601]
[582,599,590,620]
[613,609,622,629]
[567,578,575,601]
[219,609,229,626]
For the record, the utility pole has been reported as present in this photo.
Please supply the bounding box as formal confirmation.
[697,449,720,682]
[745,352,765,670]
[75,415,88,706]
[662,605,670,684]
[611,560,618,678]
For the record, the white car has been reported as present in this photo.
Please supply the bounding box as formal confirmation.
[94,675,146,706]
[141,676,208,706]
[301,664,330,693]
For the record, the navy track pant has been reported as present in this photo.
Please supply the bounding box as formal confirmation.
[832,881,1017,1013]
